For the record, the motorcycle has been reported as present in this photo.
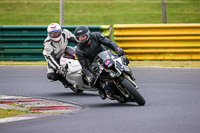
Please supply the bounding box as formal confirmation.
[60,47,145,106]
[91,50,145,106]
[60,47,98,93]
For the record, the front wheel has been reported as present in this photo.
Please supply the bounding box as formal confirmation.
[121,77,145,106]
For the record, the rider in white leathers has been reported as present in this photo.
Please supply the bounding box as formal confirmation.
[43,22,77,88]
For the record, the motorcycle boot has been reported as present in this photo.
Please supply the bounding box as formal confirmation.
[97,87,106,100]
[104,84,115,100]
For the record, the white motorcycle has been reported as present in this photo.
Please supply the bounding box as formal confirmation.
[60,46,97,93]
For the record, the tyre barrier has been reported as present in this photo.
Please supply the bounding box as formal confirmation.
[114,24,200,60]
[0,25,112,61]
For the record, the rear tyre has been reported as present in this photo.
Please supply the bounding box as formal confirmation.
[69,85,84,93]
[121,77,145,106]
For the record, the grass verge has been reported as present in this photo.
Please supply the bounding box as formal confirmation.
[0,61,200,68]
[0,61,47,65]
[0,0,199,25]
[0,108,29,119]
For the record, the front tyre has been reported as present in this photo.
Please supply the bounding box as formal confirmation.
[121,77,145,106]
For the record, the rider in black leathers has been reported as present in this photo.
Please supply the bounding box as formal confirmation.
[74,25,126,99]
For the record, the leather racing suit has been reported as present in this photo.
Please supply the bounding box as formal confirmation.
[75,32,125,98]
[43,29,77,87]
[75,32,120,78]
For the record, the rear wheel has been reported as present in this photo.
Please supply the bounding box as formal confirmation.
[121,77,145,106]
[69,85,84,93]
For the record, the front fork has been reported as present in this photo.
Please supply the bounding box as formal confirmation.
[113,74,139,97]
[112,77,129,98]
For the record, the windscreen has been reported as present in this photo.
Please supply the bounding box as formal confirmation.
[94,50,113,64]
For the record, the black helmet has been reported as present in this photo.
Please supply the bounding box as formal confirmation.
[74,25,90,44]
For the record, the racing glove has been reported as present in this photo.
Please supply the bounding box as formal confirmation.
[57,66,65,75]
[115,47,125,56]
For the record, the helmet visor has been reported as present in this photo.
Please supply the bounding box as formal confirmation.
[75,34,89,43]
[49,30,61,38]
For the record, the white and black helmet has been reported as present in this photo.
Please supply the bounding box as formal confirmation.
[74,25,90,44]
[47,23,62,42]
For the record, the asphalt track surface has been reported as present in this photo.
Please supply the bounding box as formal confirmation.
[0,66,200,133]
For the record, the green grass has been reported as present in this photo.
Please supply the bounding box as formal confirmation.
[0,0,199,25]
[0,61,47,65]
[0,108,29,119]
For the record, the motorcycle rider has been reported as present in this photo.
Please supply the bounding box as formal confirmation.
[74,25,126,99]
[43,22,77,88]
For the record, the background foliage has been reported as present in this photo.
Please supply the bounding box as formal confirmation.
[0,0,199,25]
